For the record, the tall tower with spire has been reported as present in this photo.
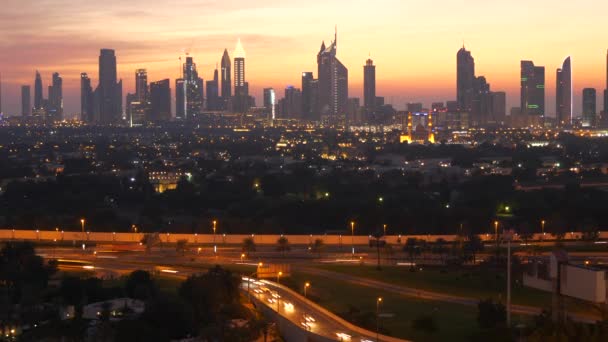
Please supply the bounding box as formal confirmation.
[317,27,348,124]
[233,39,250,113]
[556,57,572,126]
[221,49,232,109]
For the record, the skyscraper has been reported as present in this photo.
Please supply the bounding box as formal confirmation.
[556,57,572,126]
[47,72,63,121]
[80,73,94,123]
[604,49,608,115]
[263,88,276,120]
[34,71,44,113]
[175,56,203,119]
[363,58,376,121]
[206,67,220,111]
[521,61,545,122]
[233,39,250,113]
[284,86,302,119]
[457,46,475,112]
[96,49,122,124]
[127,69,150,126]
[317,28,348,123]
[582,88,597,128]
[0,73,2,116]
[490,91,506,125]
[149,79,171,121]
[135,69,148,101]
[21,85,31,117]
[301,72,314,121]
[221,49,232,104]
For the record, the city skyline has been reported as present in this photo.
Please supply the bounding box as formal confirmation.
[0,0,607,117]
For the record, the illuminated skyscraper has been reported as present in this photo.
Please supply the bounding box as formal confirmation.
[233,39,250,113]
[95,49,122,124]
[521,60,545,119]
[582,88,596,127]
[263,88,276,120]
[21,85,31,117]
[301,72,314,120]
[135,69,148,101]
[556,57,572,126]
[363,58,376,121]
[80,73,94,123]
[127,69,150,126]
[175,56,203,119]
[604,49,608,115]
[457,46,475,112]
[284,86,302,119]
[317,28,348,123]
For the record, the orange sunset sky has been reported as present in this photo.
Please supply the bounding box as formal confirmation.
[0,0,606,118]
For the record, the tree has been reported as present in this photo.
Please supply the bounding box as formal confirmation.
[477,298,506,329]
[464,234,484,264]
[403,238,422,270]
[311,238,324,257]
[276,236,290,257]
[141,233,160,253]
[176,239,189,256]
[125,270,156,301]
[242,237,256,255]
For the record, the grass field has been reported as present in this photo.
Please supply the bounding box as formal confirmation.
[314,264,553,308]
[281,271,492,341]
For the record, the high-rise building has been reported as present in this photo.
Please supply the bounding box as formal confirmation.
[149,79,171,121]
[206,67,220,111]
[301,72,314,120]
[283,86,302,119]
[21,85,31,117]
[34,71,44,113]
[490,91,506,125]
[521,60,545,121]
[175,56,203,119]
[556,57,572,126]
[47,72,63,121]
[457,46,475,112]
[96,49,123,124]
[582,88,597,128]
[263,88,276,120]
[407,103,423,112]
[221,49,232,104]
[127,69,150,126]
[317,28,348,123]
[135,69,148,101]
[0,73,2,116]
[80,73,94,123]
[363,58,376,122]
[604,49,608,115]
[233,39,250,113]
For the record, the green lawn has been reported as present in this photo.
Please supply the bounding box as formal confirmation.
[281,271,492,342]
[314,264,552,308]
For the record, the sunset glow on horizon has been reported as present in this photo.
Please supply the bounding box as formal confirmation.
[0,0,606,117]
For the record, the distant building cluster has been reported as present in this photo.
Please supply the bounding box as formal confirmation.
[5,34,608,135]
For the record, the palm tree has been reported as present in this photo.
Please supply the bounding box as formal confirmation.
[176,239,188,256]
[404,238,421,270]
[432,238,448,264]
[242,237,256,256]
[141,233,160,253]
[311,238,324,257]
[276,236,290,257]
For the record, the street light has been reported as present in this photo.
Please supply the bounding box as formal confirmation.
[80,218,85,233]
[376,297,383,342]
[494,221,499,243]
[350,221,355,257]
[304,282,310,298]
[212,220,217,254]
[541,219,546,239]
[383,224,387,237]
[241,253,245,262]
[277,271,283,284]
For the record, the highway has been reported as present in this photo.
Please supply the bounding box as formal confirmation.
[244,278,407,342]
[41,247,407,342]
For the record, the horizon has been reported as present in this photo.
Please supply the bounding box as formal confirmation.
[0,0,607,118]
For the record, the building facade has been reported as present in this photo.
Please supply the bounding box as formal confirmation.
[317,29,348,124]
[556,57,572,126]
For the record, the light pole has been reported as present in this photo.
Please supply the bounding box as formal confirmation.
[494,220,499,244]
[376,297,382,342]
[241,253,245,262]
[80,218,86,249]
[304,282,310,298]
[351,221,355,257]
[383,224,387,236]
[277,271,282,284]
[541,219,546,240]
[212,220,217,255]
